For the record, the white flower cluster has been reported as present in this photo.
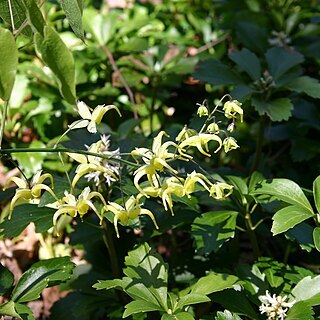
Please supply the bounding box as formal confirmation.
[85,135,121,186]
[259,290,295,320]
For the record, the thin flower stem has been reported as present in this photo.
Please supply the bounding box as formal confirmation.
[7,0,15,31]
[101,45,138,119]
[0,100,9,150]
[0,147,140,167]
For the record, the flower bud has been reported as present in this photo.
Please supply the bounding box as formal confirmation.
[207,122,220,134]
[227,122,235,132]
[223,137,239,153]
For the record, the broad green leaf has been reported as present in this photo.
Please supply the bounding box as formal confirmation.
[229,48,261,81]
[194,59,243,85]
[191,211,238,254]
[118,38,149,52]
[215,310,243,320]
[292,275,320,306]
[272,205,314,235]
[265,47,304,81]
[93,278,127,291]
[252,97,293,122]
[22,0,46,35]
[191,272,239,296]
[286,301,314,320]
[313,227,320,252]
[123,300,163,318]
[0,204,54,237]
[58,0,84,39]
[11,257,75,303]
[248,171,265,193]
[313,176,320,214]
[162,312,194,320]
[286,223,314,252]
[175,294,210,310]
[34,26,76,104]
[231,84,257,101]
[0,28,18,101]
[250,179,313,213]
[286,76,320,99]
[0,263,14,295]
[0,301,21,318]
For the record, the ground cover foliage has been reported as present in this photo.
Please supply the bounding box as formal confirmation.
[0,0,320,319]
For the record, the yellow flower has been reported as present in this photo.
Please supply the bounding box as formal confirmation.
[207,123,220,134]
[223,100,243,122]
[196,104,209,117]
[69,101,121,133]
[179,133,222,157]
[223,137,239,153]
[105,195,159,238]
[183,171,211,197]
[5,171,57,219]
[53,187,106,225]
[131,131,181,195]
[68,141,118,189]
[209,182,233,200]
[175,126,197,143]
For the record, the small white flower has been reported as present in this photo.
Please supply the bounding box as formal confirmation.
[259,290,295,320]
[85,135,121,186]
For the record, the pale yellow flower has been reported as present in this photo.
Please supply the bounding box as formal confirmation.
[223,100,243,122]
[209,182,233,200]
[5,171,57,219]
[223,137,239,153]
[69,101,121,133]
[53,187,106,225]
[105,195,159,238]
[196,104,209,117]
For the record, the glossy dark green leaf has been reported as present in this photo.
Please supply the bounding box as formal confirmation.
[162,312,194,320]
[215,310,243,320]
[175,293,210,310]
[286,301,314,320]
[286,76,320,99]
[292,275,320,306]
[0,204,54,237]
[252,97,293,122]
[34,26,76,104]
[313,227,320,252]
[191,211,238,254]
[229,48,261,81]
[265,47,304,81]
[272,205,314,235]
[58,0,84,39]
[11,257,75,303]
[250,179,313,213]
[0,263,14,295]
[194,59,243,85]
[191,272,239,296]
[313,176,320,214]
[285,223,314,252]
[0,28,18,101]
[123,300,163,318]
[22,0,46,35]
[14,303,35,320]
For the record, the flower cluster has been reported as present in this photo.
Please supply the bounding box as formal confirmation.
[259,291,295,320]
[6,97,243,238]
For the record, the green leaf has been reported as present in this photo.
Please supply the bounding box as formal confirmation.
[175,293,210,310]
[191,211,239,254]
[11,257,75,303]
[215,310,243,320]
[0,263,14,295]
[252,97,293,122]
[0,301,21,318]
[123,300,162,318]
[286,223,314,252]
[250,179,314,213]
[34,26,76,104]
[313,176,320,214]
[272,205,314,235]
[292,275,320,306]
[14,303,35,320]
[286,301,314,320]
[58,0,84,39]
[0,28,18,101]
[194,59,243,85]
[313,227,320,252]
[22,0,46,35]
[286,76,320,99]
[229,48,261,81]
[162,312,194,320]
[191,272,239,296]
[265,47,304,81]
[118,38,149,52]
[0,204,54,237]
